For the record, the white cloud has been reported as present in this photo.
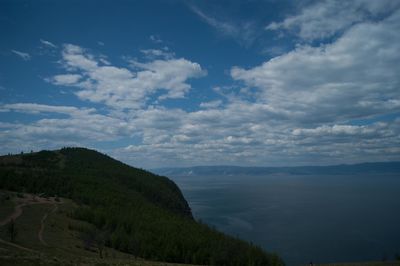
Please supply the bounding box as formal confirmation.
[11,50,31,61]
[99,57,111,65]
[266,0,400,41]
[233,10,400,125]
[140,49,175,60]
[50,74,82,85]
[200,100,223,109]
[149,35,163,44]
[293,124,378,137]
[188,4,258,46]
[47,44,206,109]
[62,44,98,70]
[129,58,206,100]
[40,39,57,48]
[0,103,134,153]
[1,103,87,114]
[190,5,237,35]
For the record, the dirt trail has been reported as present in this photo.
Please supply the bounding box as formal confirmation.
[0,203,25,226]
[38,203,59,246]
[0,238,36,252]
[0,194,57,226]
[0,193,62,249]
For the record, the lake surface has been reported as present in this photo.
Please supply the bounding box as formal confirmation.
[170,174,400,266]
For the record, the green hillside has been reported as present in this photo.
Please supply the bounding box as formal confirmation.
[0,147,283,266]
[0,190,204,266]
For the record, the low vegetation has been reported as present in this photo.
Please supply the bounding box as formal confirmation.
[0,192,200,265]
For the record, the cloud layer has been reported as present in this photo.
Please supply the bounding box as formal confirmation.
[2,3,400,168]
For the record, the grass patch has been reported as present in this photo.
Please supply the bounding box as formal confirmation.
[3,203,51,249]
[0,192,197,265]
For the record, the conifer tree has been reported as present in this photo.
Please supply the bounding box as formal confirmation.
[7,219,17,242]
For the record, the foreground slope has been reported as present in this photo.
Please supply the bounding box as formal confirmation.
[0,191,200,266]
[0,147,283,265]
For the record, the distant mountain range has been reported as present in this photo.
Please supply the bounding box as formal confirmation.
[153,161,400,176]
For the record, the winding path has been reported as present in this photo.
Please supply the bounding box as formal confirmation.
[0,202,26,227]
[0,194,62,249]
[38,203,59,246]
[0,237,35,252]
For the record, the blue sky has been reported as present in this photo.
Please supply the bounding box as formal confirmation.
[1,0,400,168]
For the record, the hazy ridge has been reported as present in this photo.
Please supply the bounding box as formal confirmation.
[153,162,400,177]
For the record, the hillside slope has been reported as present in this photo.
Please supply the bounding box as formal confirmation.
[0,191,200,266]
[0,147,283,266]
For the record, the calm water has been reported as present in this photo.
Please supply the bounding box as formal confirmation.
[170,174,400,266]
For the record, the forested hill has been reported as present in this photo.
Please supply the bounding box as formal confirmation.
[0,147,284,266]
[0,147,191,217]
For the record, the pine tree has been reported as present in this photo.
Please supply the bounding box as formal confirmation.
[7,219,17,242]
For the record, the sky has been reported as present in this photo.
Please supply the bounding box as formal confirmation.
[1,0,400,168]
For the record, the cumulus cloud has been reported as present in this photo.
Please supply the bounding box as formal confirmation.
[11,50,31,61]
[234,10,400,125]
[0,103,134,153]
[47,44,206,109]
[266,0,400,41]
[49,74,82,85]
